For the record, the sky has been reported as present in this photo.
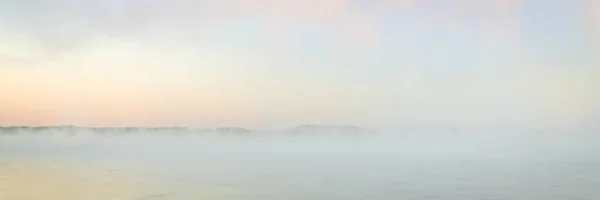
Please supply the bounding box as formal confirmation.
[0,0,598,129]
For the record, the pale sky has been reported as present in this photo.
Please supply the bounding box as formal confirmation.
[0,0,598,129]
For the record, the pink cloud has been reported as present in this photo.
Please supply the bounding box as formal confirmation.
[245,0,529,53]
[587,0,600,61]
[423,0,526,45]
[590,0,600,33]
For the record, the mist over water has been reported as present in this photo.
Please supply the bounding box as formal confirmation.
[1,0,598,199]
[1,130,599,200]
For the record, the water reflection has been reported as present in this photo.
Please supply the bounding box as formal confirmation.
[0,133,599,200]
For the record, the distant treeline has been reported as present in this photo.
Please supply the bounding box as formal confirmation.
[0,125,376,136]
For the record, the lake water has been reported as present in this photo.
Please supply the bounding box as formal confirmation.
[1,132,599,200]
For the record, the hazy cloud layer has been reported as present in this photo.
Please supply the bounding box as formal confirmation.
[0,0,598,128]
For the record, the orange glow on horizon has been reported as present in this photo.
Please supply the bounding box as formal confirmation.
[0,69,256,127]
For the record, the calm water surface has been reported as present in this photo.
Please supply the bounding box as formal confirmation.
[1,132,599,200]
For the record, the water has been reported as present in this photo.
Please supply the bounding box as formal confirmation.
[1,132,599,200]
